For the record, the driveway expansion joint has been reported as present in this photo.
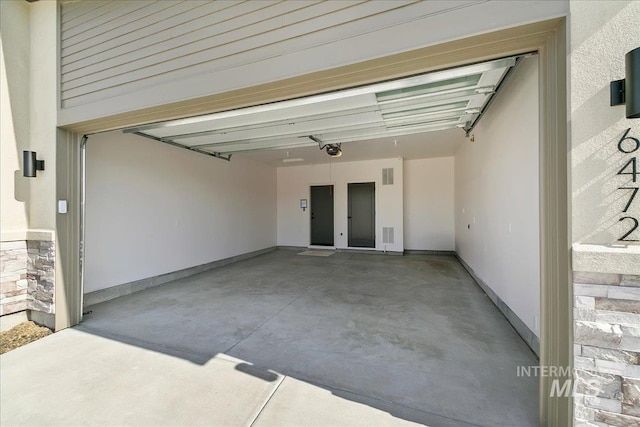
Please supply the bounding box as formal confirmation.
[247,374,286,427]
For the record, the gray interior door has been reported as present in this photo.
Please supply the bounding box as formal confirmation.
[348,182,375,248]
[310,185,334,246]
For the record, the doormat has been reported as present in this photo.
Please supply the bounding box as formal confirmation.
[298,250,335,257]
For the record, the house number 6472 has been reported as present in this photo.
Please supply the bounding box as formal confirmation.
[617,128,640,241]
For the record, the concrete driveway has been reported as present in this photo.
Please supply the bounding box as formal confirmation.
[2,327,439,426]
[1,250,538,426]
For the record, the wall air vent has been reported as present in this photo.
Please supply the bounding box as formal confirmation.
[382,168,394,185]
[383,227,395,244]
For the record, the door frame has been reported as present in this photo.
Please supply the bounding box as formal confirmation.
[307,183,336,248]
[58,18,570,425]
[309,184,335,247]
[347,182,376,249]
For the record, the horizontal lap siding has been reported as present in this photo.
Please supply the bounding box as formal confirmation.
[59,0,477,109]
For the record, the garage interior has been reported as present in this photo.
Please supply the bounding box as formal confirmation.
[78,54,541,426]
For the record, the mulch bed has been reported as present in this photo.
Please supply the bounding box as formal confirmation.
[0,321,52,355]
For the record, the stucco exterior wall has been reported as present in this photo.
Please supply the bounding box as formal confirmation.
[571,0,640,246]
[0,0,57,234]
[570,1,640,425]
[1,0,60,328]
[0,0,31,233]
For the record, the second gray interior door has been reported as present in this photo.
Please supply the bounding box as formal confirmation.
[348,182,375,248]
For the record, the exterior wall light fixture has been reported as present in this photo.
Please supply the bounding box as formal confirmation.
[23,151,45,177]
[611,46,640,119]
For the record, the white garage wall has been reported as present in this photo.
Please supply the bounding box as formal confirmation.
[58,1,568,126]
[277,159,403,252]
[454,56,540,336]
[84,131,277,293]
[404,158,455,251]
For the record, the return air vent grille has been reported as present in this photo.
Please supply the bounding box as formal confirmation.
[383,227,395,244]
[382,168,394,185]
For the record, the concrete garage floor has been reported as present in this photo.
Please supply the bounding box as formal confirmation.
[1,250,538,426]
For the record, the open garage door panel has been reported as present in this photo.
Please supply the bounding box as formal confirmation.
[123,55,526,158]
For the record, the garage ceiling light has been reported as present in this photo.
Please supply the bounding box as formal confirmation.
[124,55,526,159]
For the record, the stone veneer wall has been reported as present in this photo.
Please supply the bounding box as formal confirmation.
[0,240,55,316]
[574,271,640,427]
[0,241,29,315]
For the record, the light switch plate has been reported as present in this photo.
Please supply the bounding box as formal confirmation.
[58,200,68,214]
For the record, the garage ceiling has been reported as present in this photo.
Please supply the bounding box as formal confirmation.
[124,56,521,161]
[240,128,465,167]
